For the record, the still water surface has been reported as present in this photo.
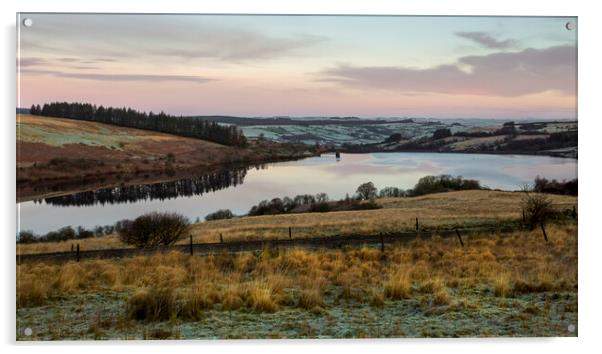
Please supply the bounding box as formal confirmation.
[18,153,577,233]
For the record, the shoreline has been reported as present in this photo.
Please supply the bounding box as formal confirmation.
[18,149,577,203]
[17,153,318,203]
[338,148,578,159]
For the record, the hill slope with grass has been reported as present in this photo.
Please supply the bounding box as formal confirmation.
[17,114,317,200]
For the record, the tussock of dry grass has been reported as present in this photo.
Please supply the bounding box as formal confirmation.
[17,223,577,323]
[384,268,412,300]
[247,282,280,313]
[433,289,451,306]
[493,273,512,298]
[126,287,177,322]
[298,287,324,310]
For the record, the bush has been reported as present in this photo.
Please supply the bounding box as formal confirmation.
[409,175,482,196]
[497,121,517,135]
[521,191,553,230]
[384,133,403,143]
[118,212,190,247]
[249,199,282,216]
[76,226,94,239]
[205,209,234,221]
[350,200,381,211]
[309,201,331,213]
[432,128,452,140]
[17,230,36,244]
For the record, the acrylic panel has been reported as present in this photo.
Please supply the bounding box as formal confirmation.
[16,13,577,340]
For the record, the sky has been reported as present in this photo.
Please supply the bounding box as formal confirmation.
[17,14,577,119]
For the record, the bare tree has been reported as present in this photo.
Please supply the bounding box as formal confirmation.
[356,182,377,200]
[315,192,329,203]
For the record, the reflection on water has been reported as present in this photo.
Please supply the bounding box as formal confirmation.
[18,153,577,233]
[39,167,249,207]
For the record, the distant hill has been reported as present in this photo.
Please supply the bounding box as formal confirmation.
[190,115,414,126]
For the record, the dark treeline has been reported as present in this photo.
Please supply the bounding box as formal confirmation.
[533,176,577,196]
[17,224,117,244]
[377,175,483,198]
[245,175,483,217]
[247,191,380,217]
[30,102,247,147]
[39,168,248,207]
[406,175,482,197]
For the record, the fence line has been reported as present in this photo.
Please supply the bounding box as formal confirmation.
[17,224,527,264]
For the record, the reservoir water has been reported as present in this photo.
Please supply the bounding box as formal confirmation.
[18,152,577,234]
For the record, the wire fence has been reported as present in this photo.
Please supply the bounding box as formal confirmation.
[17,222,551,264]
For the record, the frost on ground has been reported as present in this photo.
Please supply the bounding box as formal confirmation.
[17,289,577,340]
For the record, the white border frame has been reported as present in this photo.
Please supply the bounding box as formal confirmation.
[2,1,600,353]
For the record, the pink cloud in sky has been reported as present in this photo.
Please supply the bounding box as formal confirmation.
[319,45,575,97]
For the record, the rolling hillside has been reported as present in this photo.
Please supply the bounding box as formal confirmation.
[16,114,317,200]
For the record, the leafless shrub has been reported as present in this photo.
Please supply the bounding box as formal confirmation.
[118,212,190,248]
[521,185,553,230]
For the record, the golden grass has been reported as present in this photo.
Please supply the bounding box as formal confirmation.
[126,287,177,321]
[16,190,577,255]
[298,287,325,310]
[384,268,412,300]
[493,273,512,298]
[17,235,127,255]
[248,282,280,313]
[17,223,577,318]
[433,289,452,306]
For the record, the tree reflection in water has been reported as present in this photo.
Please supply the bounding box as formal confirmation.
[37,167,251,207]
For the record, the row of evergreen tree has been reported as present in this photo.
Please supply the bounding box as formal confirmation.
[29,102,247,147]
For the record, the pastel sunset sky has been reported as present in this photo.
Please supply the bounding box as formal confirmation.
[18,14,577,119]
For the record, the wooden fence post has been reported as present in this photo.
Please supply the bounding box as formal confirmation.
[220,233,223,243]
[540,222,548,242]
[189,235,193,255]
[76,244,80,262]
[572,205,577,220]
[415,217,419,232]
[455,229,464,247]
[289,227,292,239]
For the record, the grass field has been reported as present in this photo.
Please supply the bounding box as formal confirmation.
[17,114,231,167]
[17,190,577,255]
[16,222,577,339]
